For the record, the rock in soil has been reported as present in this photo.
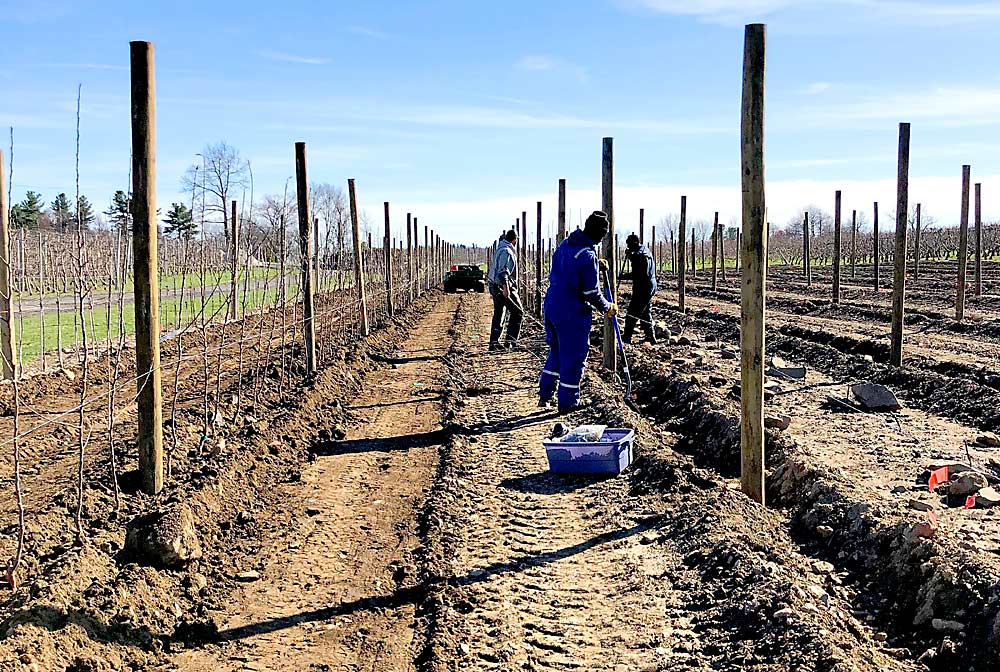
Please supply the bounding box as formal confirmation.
[765,414,791,430]
[851,382,902,412]
[949,472,988,497]
[769,356,806,380]
[908,499,936,512]
[931,618,965,634]
[125,504,203,568]
[975,432,1000,448]
[975,486,1000,508]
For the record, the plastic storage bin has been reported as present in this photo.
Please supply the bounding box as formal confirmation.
[543,428,635,475]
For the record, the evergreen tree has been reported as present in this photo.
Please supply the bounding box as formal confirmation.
[76,195,95,229]
[51,193,74,232]
[163,202,196,239]
[10,191,45,229]
[105,190,131,232]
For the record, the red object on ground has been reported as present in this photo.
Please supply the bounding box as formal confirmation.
[927,510,937,525]
[965,495,977,509]
[928,466,949,492]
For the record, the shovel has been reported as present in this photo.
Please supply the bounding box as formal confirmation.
[601,266,635,409]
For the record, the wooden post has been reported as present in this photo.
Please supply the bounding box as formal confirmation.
[230,199,239,319]
[651,225,657,276]
[384,202,394,317]
[601,137,617,372]
[720,221,728,283]
[803,212,811,283]
[740,23,766,506]
[851,209,858,279]
[975,182,983,297]
[295,143,318,373]
[348,178,370,336]
[535,201,543,318]
[873,201,880,292]
[0,151,15,380]
[914,203,922,280]
[639,208,645,244]
[130,41,163,495]
[313,215,320,289]
[406,213,413,303]
[423,225,429,292]
[957,165,971,322]
[890,123,910,367]
[711,211,719,291]
[670,228,675,276]
[520,211,527,299]
[557,179,567,244]
[833,191,842,304]
[691,234,696,276]
[678,196,687,311]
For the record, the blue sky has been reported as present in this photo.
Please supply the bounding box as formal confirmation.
[3,0,1000,244]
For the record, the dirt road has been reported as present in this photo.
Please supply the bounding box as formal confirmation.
[168,297,459,671]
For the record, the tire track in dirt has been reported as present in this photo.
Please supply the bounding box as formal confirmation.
[421,297,682,670]
[168,295,462,672]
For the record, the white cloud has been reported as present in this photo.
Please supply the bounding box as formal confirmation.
[391,174,1000,245]
[372,104,722,134]
[515,55,589,83]
[801,81,832,95]
[797,85,1000,129]
[257,50,329,65]
[632,0,1000,25]
[348,26,390,40]
[516,55,556,71]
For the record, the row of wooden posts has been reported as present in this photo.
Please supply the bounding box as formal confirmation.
[0,42,474,495]
[0,29,956,508]
[801,173,986,321]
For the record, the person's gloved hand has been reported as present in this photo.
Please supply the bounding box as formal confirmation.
[598,259,609,271]
[606,302,619,318]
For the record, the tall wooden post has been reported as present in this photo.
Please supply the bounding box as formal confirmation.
[130,41,163,495]
[295,143,317,373]
[0,151,16,380]
[873,201,880,291]
[423,225,429,292]
[384,202,394,317]
[601,137,617,372]
[691,234,696,276]
[678,196,687,311]
[957,165,971,322]
[557,179,567,244]
[230,199,239,319]
[520,211,527,298]
[914,203,922,280]
[890,123,910,367]
[348,178,370,336]
[833,191,842,304]
[406,213,413,302]
[711,212,719,291]
[720,221,728,282]
[651,225,657,275]
[535,201,543,318]
[670,228,676,276]
[803,212,810,283]
[639,208,645,244]
[740,23,766,506]
[975,183,983,297]
[313,215,320,289]
[850,209,858,279]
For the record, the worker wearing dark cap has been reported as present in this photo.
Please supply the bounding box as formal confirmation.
[538,211,618,413]
[623,233,657,344]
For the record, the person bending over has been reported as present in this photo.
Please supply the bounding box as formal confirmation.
[538,211,618,413]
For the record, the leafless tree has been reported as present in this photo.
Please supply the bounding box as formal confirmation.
[182,142,249,253]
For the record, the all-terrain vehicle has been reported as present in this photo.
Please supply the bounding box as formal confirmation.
[444,264,486,293]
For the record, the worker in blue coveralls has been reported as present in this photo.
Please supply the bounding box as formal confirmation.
[538,211,618,413]
[622,233,658,345]
[487,229,523,351]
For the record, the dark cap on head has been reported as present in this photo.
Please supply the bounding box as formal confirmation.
[626,233,640,248]
[504,229,517,242]
[583,211,610,242]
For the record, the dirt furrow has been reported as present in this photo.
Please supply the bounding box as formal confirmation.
[167,296,462,671]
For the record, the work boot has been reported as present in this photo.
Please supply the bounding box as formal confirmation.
[488,341,502,352]
[538,396,554,408]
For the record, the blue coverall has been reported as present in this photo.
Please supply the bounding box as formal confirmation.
[538,229,611,410]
